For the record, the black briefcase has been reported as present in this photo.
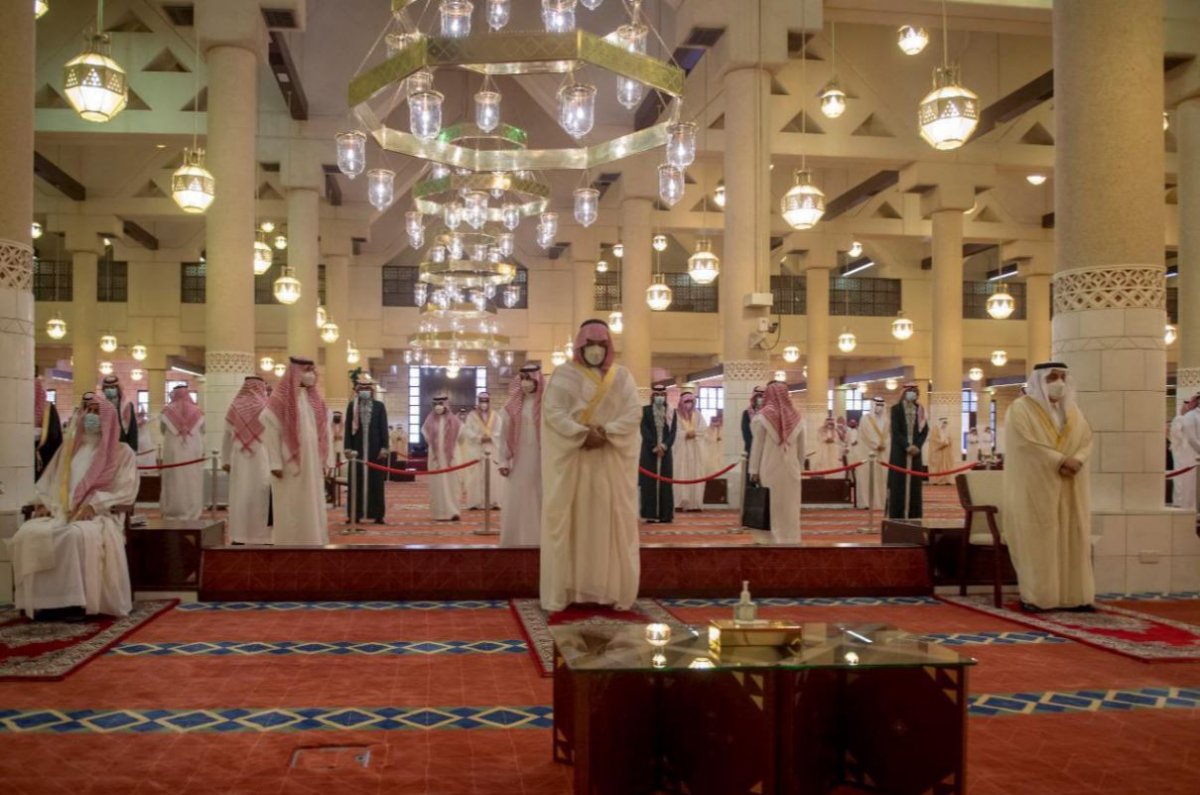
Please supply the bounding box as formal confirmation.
[742,483,771,530]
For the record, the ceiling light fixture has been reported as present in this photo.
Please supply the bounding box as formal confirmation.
[917,4,978,151]
[63,2,128,123]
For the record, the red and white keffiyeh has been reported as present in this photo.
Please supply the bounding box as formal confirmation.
[572,320,615,373]
[264,360,329,467]
[225,377,268,453]
[504,367,544,465]
[422,403,462,463]
[759,382,801,445]
[69,397,123,509]
[162,385,203,438]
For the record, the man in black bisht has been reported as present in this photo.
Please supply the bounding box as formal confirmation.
[887,382,930,519]
[34,375,62,480]
[639,384,676,523]
[344,372,390,524]
[101,374,139,453]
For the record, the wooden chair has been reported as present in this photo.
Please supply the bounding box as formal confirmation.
[953,473,1006,607]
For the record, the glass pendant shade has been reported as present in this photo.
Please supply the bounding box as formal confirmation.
[504,351,514,366]
[501,203,520,231]
[475,89,501,133]
[274,363,287,377]
[574,187,599,227]
[35,1,49,19]
[991,350,1008,366]
[406,210,424,237]
[1026,173,1047,186]
[486,0,510,29]
[782,345,800,364]
[658,163,684,208]
[63,35,128,123]
[130,368,144,382]
[687,239,720,285]
[968,367,984,382]
[253,233,274,275]
[497,232,514,257]
[885,378,898,391]
[891,312,914,341]
[819,81,847,119]
[712,185,726,208]
[335,130,367,179]
[100,333,118,353]
[646,274,673,311]
[849,240,863,258]
[274,234,288,250]
[347,345,361,365]
[612,242,623,258]
[440,0,473,37]
[444,202,463,231]
[536,225,554,249]
[652,234,668,252]
[837,329,857,353]
[985,286,1015,319]
[550,349,567,367]
[171,148,215,213]
[769,370,785,383]
[46,315,67,340]
[1164,111,1170,132]
[558,81,597,139]
[581,0,602,8]
[414,283,428,306]
[448,234,465,260]
[897,25,929,55]
[781,169,826,230]
[466,191,490,230]
[503,285,520,307]
[408,228,425,250]
[542,0,576,32]
[273,266,302,305]
[666,121,697,168]
[31,221,43,239]
[320,322,339,344]
[99,361,114,376]
[540,211,559,237]
[260,356,275,373]
[613,21,647,108]
[367,168,396,211]
[131,343,147,361]
[595,259,608,273]
[616,75,645,109]
[410,89,445,141]
[918,65,980,151]
[1165,324,1178,346]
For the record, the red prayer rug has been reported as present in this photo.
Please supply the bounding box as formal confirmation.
[511,598,688,676]
[0,599,176,681]
[940,594,1200,662]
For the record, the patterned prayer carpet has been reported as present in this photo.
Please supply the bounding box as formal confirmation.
[0,600,176,681]
[1,596,1199,793]
[941,595,1200,662]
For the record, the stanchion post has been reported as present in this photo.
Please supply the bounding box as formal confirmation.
[346,450,359,532]
[209,450,219,513]
[866,453,876,532]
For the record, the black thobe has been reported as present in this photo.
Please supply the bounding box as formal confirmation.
[887,401,930,519]
[639,407,677,523]
[34,404,63,480]
[741,409,754,456]
[345,398,389,521]
[110,400,138,453]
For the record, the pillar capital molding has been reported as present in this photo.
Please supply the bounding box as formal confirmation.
[0,239,33,291]
[928,391,961,418]
[205,350,256,375]
[1052,264,1166,314]
[1178,368,1200,401]
[723,360,770,383]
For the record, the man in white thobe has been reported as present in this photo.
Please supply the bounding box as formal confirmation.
[1170,396,1198,510]
[461,392,504,510]
[541,320,642,612]
[423,395,463,522]
[928,418,956,485]
[966,426,981,463]
[672,391,709,511]
[262,357,330,545]
[9,395,137,619]
[159,384,205,520]
[221,376,272,544]
[1003,362,1095,612]
[391,424,410,461]
[748,382,806,544]
[812,417,840,476]
[856,397,889,510]
[499,363,544,546]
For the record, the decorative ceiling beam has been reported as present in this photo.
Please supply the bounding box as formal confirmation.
[322,164,342,207]
[822,170,900,222]
[34,152,86,201]
[969,71,1054,143]
[121,219,159,251]
[920,243,995,270]
[268,31,309,121]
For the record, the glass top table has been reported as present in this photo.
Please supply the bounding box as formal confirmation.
[550,621,976,673]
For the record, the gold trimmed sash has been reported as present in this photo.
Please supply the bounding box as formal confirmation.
[575,363,618,425]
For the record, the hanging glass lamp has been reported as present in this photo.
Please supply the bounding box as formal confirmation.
[253,231,274,275]
[63,34,128,123]
[819,80,847,119]
[665,121,697,168]
[918,65,979,151]
[646,274,673,311]
[46,314,67,340]
[367,168,396,210]
[440,0,473,37]
[260,356,275,373]
[891,312,914,341]
[686,239,720,285]
[171,148,216,214]
[991,350,1008,366]
[486,0,510,30]
[652,234,668,252]
[986,284,1016,319]
[837,328,857,353]
[658,163,684,208]
[574,187,599,227]
[335,130,367,179]
[100,333,118,353]
[609,306,624,334]
[475,88,501,133]
[273,266,302,305]
[897,25,929,55]
[782,345,800,364]
[557,79,596,139]
[781,169,826,230]
[131,343,147,361]
[320,321,340,344]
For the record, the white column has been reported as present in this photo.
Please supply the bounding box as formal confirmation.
[804,265,831,438]
[69,249,99,398]
[1177,96,1200,400]
[619,197,653,389]
[1025,272,1052,365]
[286,187,320,360]
[573,261,597,330]
[930,209,965,450]
[323,253,351,405]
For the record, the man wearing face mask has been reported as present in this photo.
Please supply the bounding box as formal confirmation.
[498,363,544,546]
[1004,362,1095,612]
[100,375,139,453]
[888,383,929,519]
[541,320,642,612]
[813,416,841,477]
[423,394,462,521]
[672,391,708,512]
[742,385,766,458]
[461,392,505,511]
[966,425,982,464]
[928,417,956,485]
[639,384,677,523]
[11,394,138,619]
[262,357,330,545]
[856,397,890,510]
[344,373,390,525]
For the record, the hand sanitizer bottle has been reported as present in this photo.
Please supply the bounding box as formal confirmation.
[733,580,757,622]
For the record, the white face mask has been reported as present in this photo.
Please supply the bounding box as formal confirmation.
[300,371,316,387]
[479,402,489,412]
[521,380,536,394]
[434,404,446,415]
[358,390,371,400]
[1046,381,1066,401]
[83,413,101,434]
[583,344,606,367]
[653,395,665,407]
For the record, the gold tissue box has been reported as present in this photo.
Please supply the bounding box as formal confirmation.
[708,620,804,653]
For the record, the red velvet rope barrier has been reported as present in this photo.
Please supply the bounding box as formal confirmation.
[801,461,864,478]
[136,448,156,457]
[637,460,740,485]
[363,458,480,477]
[1166,464,1198,479]
[138,456,209,471]
[879,460,980,479]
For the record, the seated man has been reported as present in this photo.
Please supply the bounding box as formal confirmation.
[8,394,138,620]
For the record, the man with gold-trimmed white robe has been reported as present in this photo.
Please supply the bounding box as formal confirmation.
[672,391,708,511]
[855,397,889,510]
[461,392,505,510]
[1003,362,1095,611]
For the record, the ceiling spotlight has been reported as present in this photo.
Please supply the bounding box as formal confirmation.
[1026,173,1048,186]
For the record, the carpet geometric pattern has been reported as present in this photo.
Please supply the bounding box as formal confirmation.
[176,599,508,612]
[111,639,528,657]
[967,686,1200,716]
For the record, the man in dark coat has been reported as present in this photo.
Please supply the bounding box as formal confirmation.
[101,374,139,453]
[741,385,765,457]
[639,384,676,523]
[34,376,62,480]
[887,382,930,519]
[344,372,390,524]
